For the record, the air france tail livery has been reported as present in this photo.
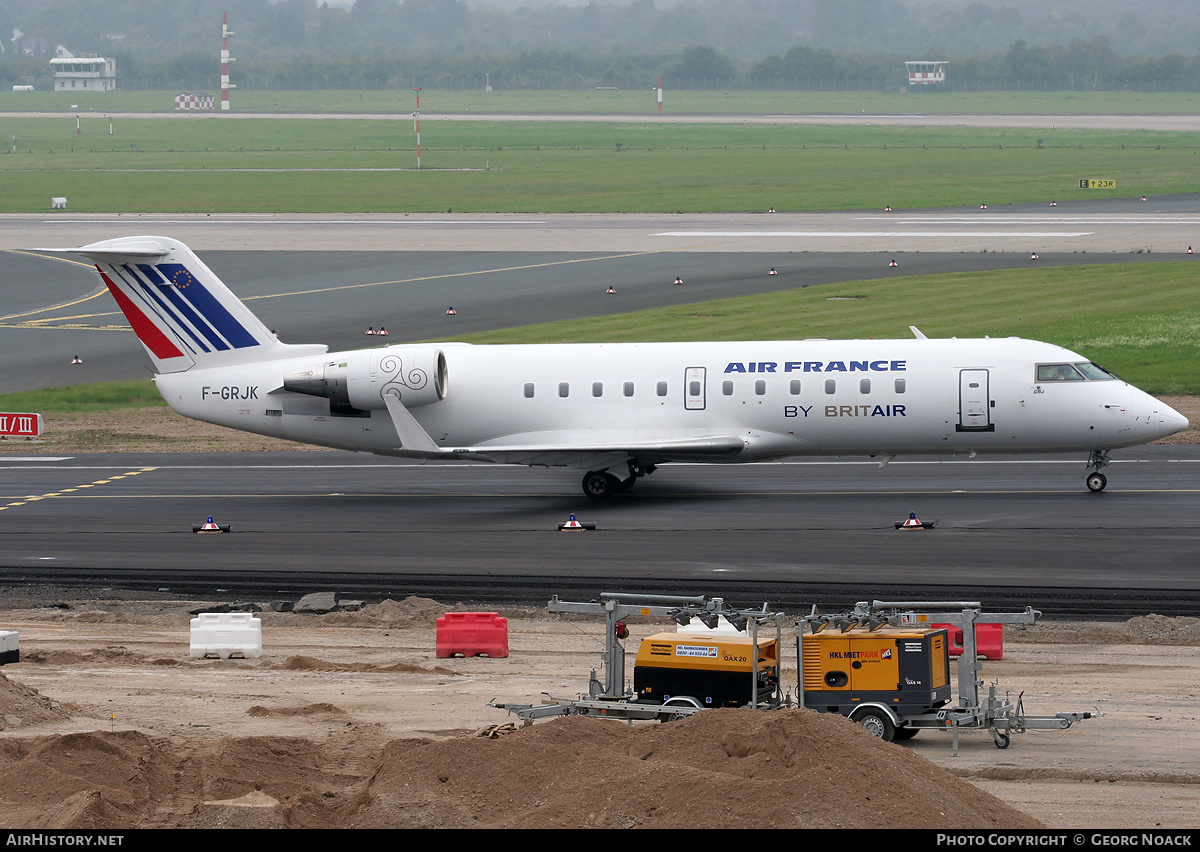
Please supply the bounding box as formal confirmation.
[70,236,1187,497]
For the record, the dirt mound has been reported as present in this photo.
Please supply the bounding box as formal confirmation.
[1015,614,1200,645]
[247,703,348,718]
[350,710,1042,829]
[0,731,170,828]
[0,710,1040,829]
[316,597,457,629]
[278,655,456,674]
[0,672,73,730]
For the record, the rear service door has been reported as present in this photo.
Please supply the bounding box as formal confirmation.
[957,368,994,432]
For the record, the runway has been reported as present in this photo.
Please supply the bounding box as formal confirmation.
[0,202,1197,612]
[0,446,1195,615]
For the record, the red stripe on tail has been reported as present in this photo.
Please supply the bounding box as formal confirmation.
[99,269,185,360]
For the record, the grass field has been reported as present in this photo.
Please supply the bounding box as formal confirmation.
[2,262,1196,415]
[0,114,1195,212]
[6,89,1200,116]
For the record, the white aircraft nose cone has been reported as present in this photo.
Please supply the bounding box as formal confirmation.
[1150,400,1190,440]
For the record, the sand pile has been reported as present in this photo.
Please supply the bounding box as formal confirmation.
[0,702,1040,829]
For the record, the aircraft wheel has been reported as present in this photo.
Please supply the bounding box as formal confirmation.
[854,708,896,742]
[1086,472,1107,493]
[582,470,619,499]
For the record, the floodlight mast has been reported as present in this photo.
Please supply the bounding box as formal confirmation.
[414,87,422,169]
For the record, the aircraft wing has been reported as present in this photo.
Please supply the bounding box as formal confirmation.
[467,435,747,469]
[383,395,744,469]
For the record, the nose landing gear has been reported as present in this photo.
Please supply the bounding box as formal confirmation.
[1085,450,1111,492]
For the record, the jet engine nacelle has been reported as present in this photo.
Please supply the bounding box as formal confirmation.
[282,347,448,411]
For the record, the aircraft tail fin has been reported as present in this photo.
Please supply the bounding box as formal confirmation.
[71,236,322,373]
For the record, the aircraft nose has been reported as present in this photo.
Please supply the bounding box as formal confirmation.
[1147,398,1190,441]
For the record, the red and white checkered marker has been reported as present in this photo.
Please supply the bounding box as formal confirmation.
[889,259,898,268]
[606,285,615,294]
[446,307,457,315]
[364,326,376,335]
[378,327,388,336]
[673,276,683,285]
[769,268,778,275]
[71,355,82,364]
[1030,252,1039,260]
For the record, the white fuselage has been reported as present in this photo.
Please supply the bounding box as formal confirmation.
[154,336,1185,467]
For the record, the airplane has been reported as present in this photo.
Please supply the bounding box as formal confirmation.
[62,236,1187,498]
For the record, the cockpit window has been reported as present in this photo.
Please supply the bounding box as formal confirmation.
[1036,363,1085,382]
[1075,362,1116,380]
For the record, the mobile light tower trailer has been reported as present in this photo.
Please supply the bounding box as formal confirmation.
[490,592,789,723]
[798,600,1099,753]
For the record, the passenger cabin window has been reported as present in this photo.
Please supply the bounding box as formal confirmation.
[623,382,634,397]
[656,381,668,397]
[895,378,906,394]
[523,383,534,398]
[558,382,570,397]
[689,380,701,396]
[722,381,734,396]
[824,379,836,394]
[1037,364,1085,382]
[859,379,871,394]
[592,382,603,398]
[754,380,766,395]
[790,380,801,395]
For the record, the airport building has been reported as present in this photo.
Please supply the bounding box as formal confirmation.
[904,60,948,88]
[50,48,117,92]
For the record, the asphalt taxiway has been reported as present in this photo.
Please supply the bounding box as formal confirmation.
[0,447,1195,614]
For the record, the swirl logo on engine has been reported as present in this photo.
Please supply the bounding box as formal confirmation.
[379,353,429,403]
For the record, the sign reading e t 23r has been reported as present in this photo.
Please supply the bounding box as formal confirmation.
[1080,179,1116,189]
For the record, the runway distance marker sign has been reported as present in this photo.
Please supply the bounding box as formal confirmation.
[0,413,43,437]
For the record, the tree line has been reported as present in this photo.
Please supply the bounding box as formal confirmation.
[1,0,1197,91]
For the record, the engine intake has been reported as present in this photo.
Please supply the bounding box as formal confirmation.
[283,348,447,411]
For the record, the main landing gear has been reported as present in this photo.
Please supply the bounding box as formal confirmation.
[1085,450,1111,493]
[582,461,656,499]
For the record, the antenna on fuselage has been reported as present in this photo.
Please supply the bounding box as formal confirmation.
[909,326,928,339]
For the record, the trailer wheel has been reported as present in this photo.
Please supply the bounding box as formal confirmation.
[659,696,701,723]
[993,732,1011,749]
[893,726,919,741]
[854,708,896,742]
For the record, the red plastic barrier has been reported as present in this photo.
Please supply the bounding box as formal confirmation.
[436,612,509,658]
[933,622,1004,660]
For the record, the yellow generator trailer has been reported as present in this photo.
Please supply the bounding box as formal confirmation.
[634,631,780,710]
[800,627,951,741]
